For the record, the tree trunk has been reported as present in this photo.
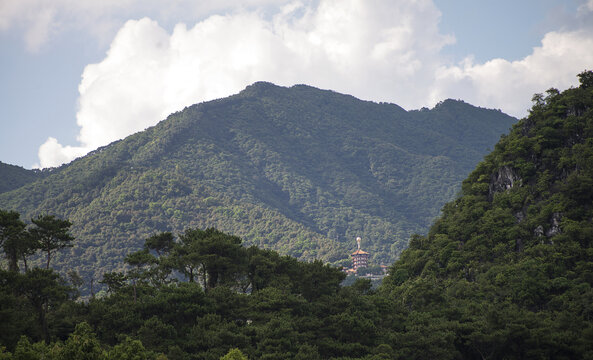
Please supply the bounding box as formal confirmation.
[38,303,49,343]
[201,265,208,293]
[46,249,51,269]
[8,249,19,272]
[21,254,28,272]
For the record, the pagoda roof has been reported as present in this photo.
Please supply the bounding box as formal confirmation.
[351,249,369,255]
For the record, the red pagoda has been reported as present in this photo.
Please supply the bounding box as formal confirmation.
[351,237,369,271]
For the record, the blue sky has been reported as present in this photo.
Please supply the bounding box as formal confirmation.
[1,0,592,169]
[435,0,576,62]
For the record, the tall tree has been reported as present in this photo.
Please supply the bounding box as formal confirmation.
[17,231,38,272]
[175,228,247,291]
[143,232,175,285]
[0,210,29,272]
[58,322,105,359]
[19,268,70,343]
[99,272,126,294]
[144,232,175,256]
[125,249,156,302]
[29,215,74,269]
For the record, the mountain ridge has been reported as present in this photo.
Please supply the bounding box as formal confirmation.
[3,75,593,359]
[0,82,516,280]
[380,71,593,357]
[0,162,44,194]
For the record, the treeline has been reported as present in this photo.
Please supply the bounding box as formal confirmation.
[2,73,592,359]
[379,71,593,358]
[0,210,74,272]
[0,216,392,359]
[0,80,516,284]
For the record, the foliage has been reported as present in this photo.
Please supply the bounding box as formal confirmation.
[381,71,593,358]
[58,322,105,359]
[0,162,42,194]
[29,215,74,270]
[0,82,515,293]
[220,348,248,360]
[5,74,590,358]
[0,226,377,359]
[0,209,28,272]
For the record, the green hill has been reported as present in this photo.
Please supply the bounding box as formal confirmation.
[0,162,42,194]
[4,75,589,359]
[381,71,593,358]
[0,82,515,281]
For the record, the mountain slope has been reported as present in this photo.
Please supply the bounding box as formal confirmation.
[381,72,593,358]
[0,82,515,279]
[0,162,42,194]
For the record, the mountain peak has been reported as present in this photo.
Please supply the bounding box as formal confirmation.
[0,84,515,278]
[238,81,283,97]
[381,70,593,359]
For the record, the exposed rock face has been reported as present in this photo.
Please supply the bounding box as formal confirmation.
[533,213,562,242]
[489,166,521,200]
[514,211,525,223]
[545,212,562,237]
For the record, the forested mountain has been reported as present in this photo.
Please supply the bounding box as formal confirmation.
[2,73,591,360]
[380,71,593,358]
[0,162,42,194]
[0,82,515,281]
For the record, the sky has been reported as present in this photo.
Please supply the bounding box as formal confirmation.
[1,0,592,169]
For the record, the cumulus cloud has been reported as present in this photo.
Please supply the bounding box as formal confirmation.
[36,137,88,169]
[0,0,128,52]
[430,28,593,118]
[0,0,290,51]
[427,1,593,118]
[39,0,452,167]
[35,0,593,167]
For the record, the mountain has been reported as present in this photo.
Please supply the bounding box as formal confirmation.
[0,82,515,280]
[381,71,593,358]
[0,162,43,194]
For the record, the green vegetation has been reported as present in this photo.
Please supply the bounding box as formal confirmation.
[0,162,42,194]
[0,83,514,292]
[380,70,593,358]
[0,221,380,359]
[1,70,593,359]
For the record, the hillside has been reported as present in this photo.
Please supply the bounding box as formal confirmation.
[4,76,590,359]
[0,162,42,194]
[381,71,593,358]
[0,82,515,280]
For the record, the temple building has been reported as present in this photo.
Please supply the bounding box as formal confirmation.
[351,237,369,271]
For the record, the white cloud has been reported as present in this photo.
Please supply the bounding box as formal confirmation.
[36,137,87,169]
[0,0,291,51]
[430,28,593,118]
[0,0,129,51]
[35,0,593,167]
[425,0,593,118]
[40,0,452,167]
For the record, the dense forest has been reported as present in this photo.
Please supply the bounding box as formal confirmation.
[1,72,592,359]
[0,163,42,194]
[0,83,515,291]
[381,71,593,358]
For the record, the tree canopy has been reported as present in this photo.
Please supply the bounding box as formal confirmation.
[1,72,591,359]
[0,82,515,291]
